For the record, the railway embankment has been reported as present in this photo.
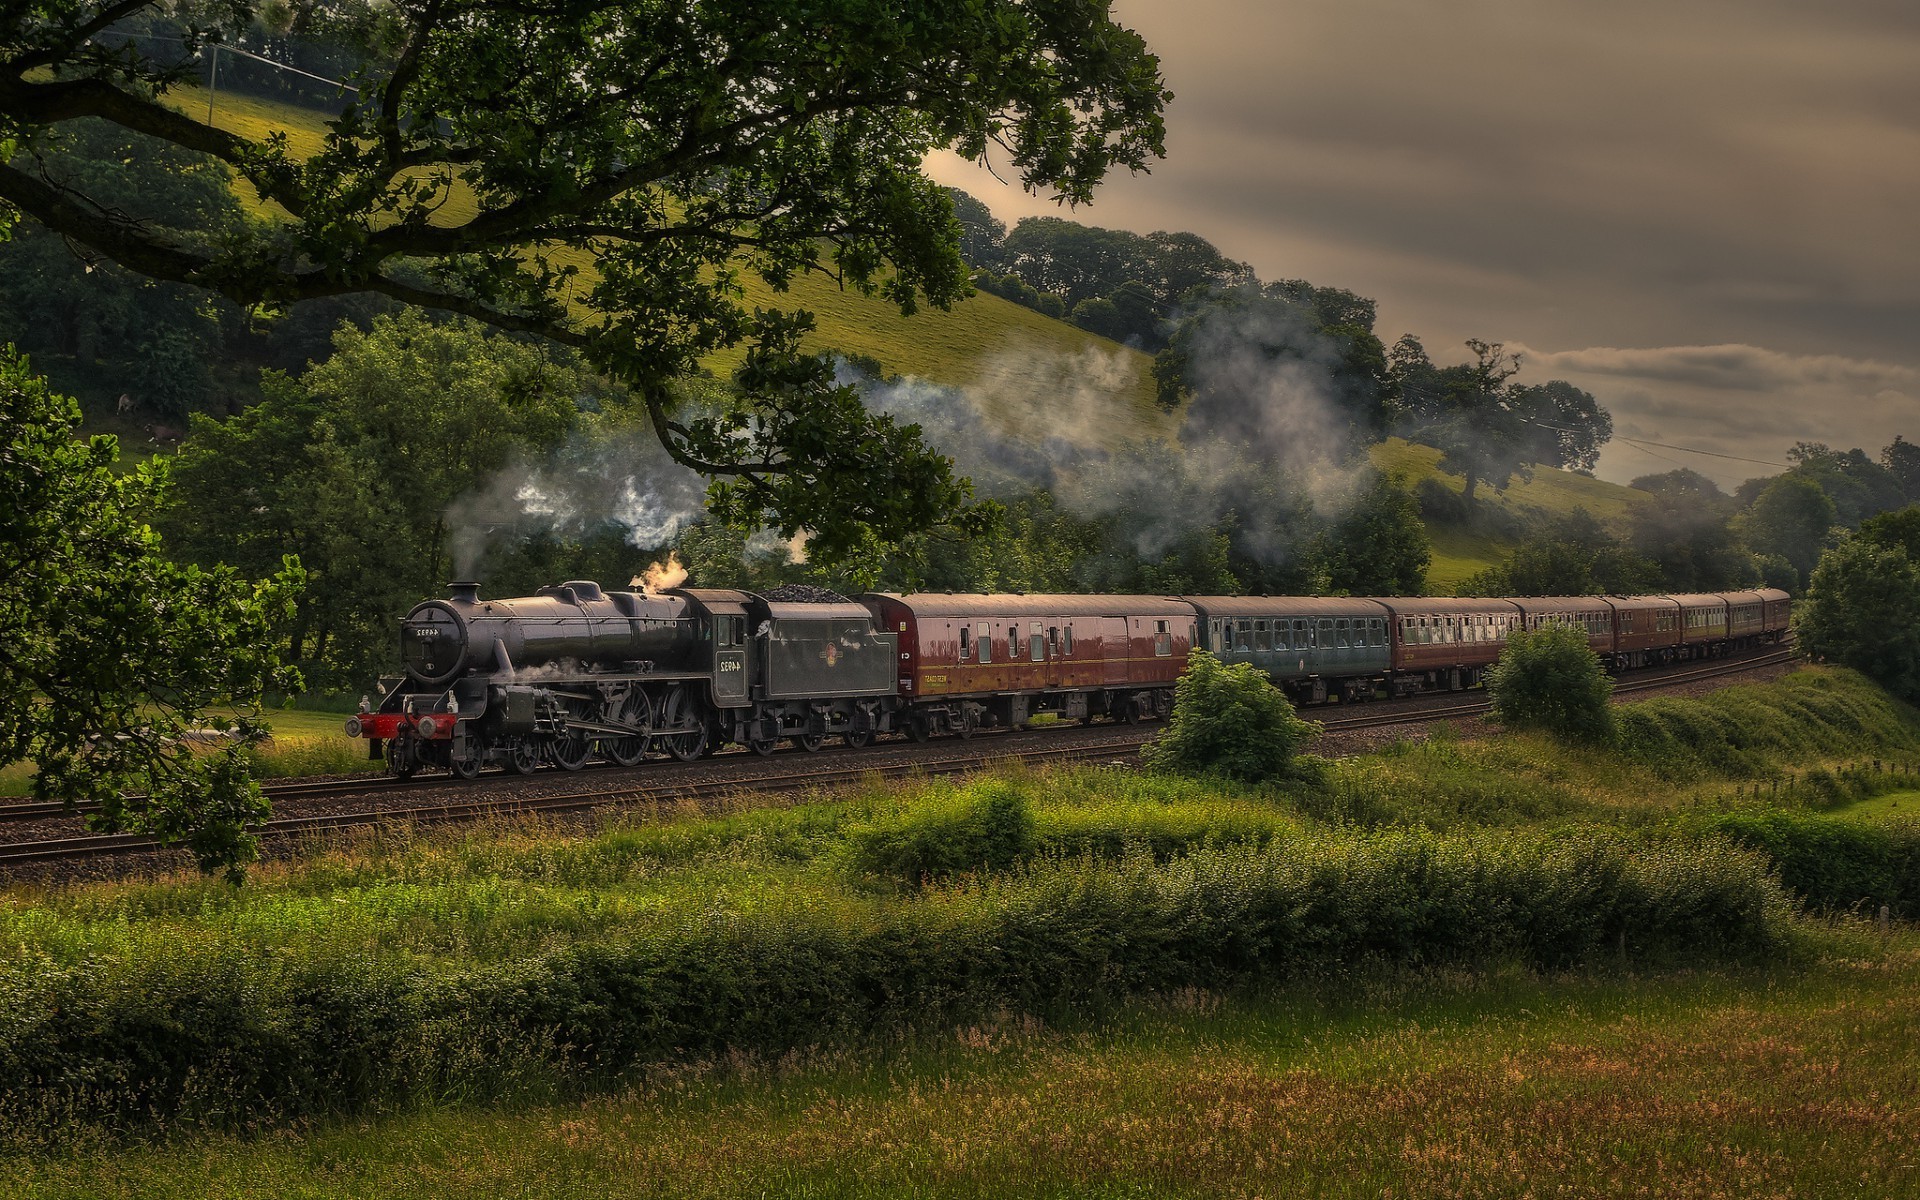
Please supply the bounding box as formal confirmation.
[2,665,1917,1153]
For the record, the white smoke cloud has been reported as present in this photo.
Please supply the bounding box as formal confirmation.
[851,315,1372,576]
[448,426,708,579]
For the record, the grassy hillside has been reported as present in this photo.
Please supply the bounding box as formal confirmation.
[1369,437,1658,592]
[178,86,1163,420]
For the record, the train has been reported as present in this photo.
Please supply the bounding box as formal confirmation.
[347,582,1792,778]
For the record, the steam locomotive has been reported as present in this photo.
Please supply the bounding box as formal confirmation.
[348,581,1791,778]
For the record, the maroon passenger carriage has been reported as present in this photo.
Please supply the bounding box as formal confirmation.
[859,593,1196,738]
[1374,596,1521,694]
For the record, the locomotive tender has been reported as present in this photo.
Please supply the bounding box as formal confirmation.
[350,582,1791,778]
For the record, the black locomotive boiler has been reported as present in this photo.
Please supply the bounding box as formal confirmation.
[349,581,898,777]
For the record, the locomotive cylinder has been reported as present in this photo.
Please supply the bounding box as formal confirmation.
[400,581,702,686]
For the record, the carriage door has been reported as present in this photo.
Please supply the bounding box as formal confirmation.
[1101,617,1131,683]
[713,611,749,706]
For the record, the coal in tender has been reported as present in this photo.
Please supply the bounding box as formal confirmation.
[760,584,852,604]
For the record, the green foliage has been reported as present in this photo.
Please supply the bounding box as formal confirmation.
[999,216,1253,315]
[1143,650,1319,783]
[0,119,249,418]
[1395,338,1611,507]
[0,822,1784,1138]
[699,311,991,572]
[1741,473,1836,580]
[1794,524,1920,703]
[1154,282,1391,439]
[1694,810,1920,914]
[1615,668,1920,781]
[4,0,1171,557]
[1628,469,1760,591]
[1319,470,1430,594]
[1459,508,1662,597]
[1486,625,1616,745]
[0,348,302,874]
[844,779,1037,882]
[158,312,584,686]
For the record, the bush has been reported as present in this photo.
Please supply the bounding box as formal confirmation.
[844,779,1037,881]
[1693,810,1920,914]
[1487,625,1616,744]
[1143,650,1318,784]
[1796,534,1920,704]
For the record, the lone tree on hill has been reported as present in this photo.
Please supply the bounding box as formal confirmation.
[1486,624,1616,745]
[1,0,1169,560]
[1392,337,1612,508]
[1143,650,1319,784]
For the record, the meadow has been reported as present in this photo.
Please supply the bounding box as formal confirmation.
[4,667,1920,1200]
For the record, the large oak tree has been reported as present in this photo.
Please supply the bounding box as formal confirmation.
[2,0,1169,550]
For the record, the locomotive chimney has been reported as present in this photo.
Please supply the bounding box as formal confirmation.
[448,581,481,604]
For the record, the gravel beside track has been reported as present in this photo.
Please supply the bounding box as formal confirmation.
[0,644,1800,882]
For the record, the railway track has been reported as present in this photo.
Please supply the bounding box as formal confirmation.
[0,646,1799,866]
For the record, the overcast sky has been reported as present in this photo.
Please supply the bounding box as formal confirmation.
[926,0,1919,488]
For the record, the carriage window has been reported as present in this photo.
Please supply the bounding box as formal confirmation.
[1064,625,1074,655]
[1236,619,1252,651]
[1334,618,1350,648]
[976,622,991,664]
[1318,618,1335,648]
[1048,626,1060,658]
[1254,620,1270,651]
[959,626,971,660]
[1222,621,1236,651]
[1154,620,1173,657]
[1030,621,1045,662]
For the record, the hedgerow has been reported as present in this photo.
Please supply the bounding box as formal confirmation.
[1692,810,1920,915]
[0,827,1785,1139]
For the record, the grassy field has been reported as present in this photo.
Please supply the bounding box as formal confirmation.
[12,948,1915,1199]
[1368,438,1654,530]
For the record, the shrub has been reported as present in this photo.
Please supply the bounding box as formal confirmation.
[1694,810,1920,914]
[1487,624,1616,744]
[844,780,1037,881]
[1143,650,1318,784]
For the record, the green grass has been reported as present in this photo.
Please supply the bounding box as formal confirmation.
[1369,437,1658,591]
[1369,437,1654,529]
[7,945,1917,1199]
[1835,788,1920,822]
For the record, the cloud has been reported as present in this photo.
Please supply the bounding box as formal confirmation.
[1512,344,1920,393]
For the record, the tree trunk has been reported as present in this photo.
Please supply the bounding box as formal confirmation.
[1462,469,1479,507]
